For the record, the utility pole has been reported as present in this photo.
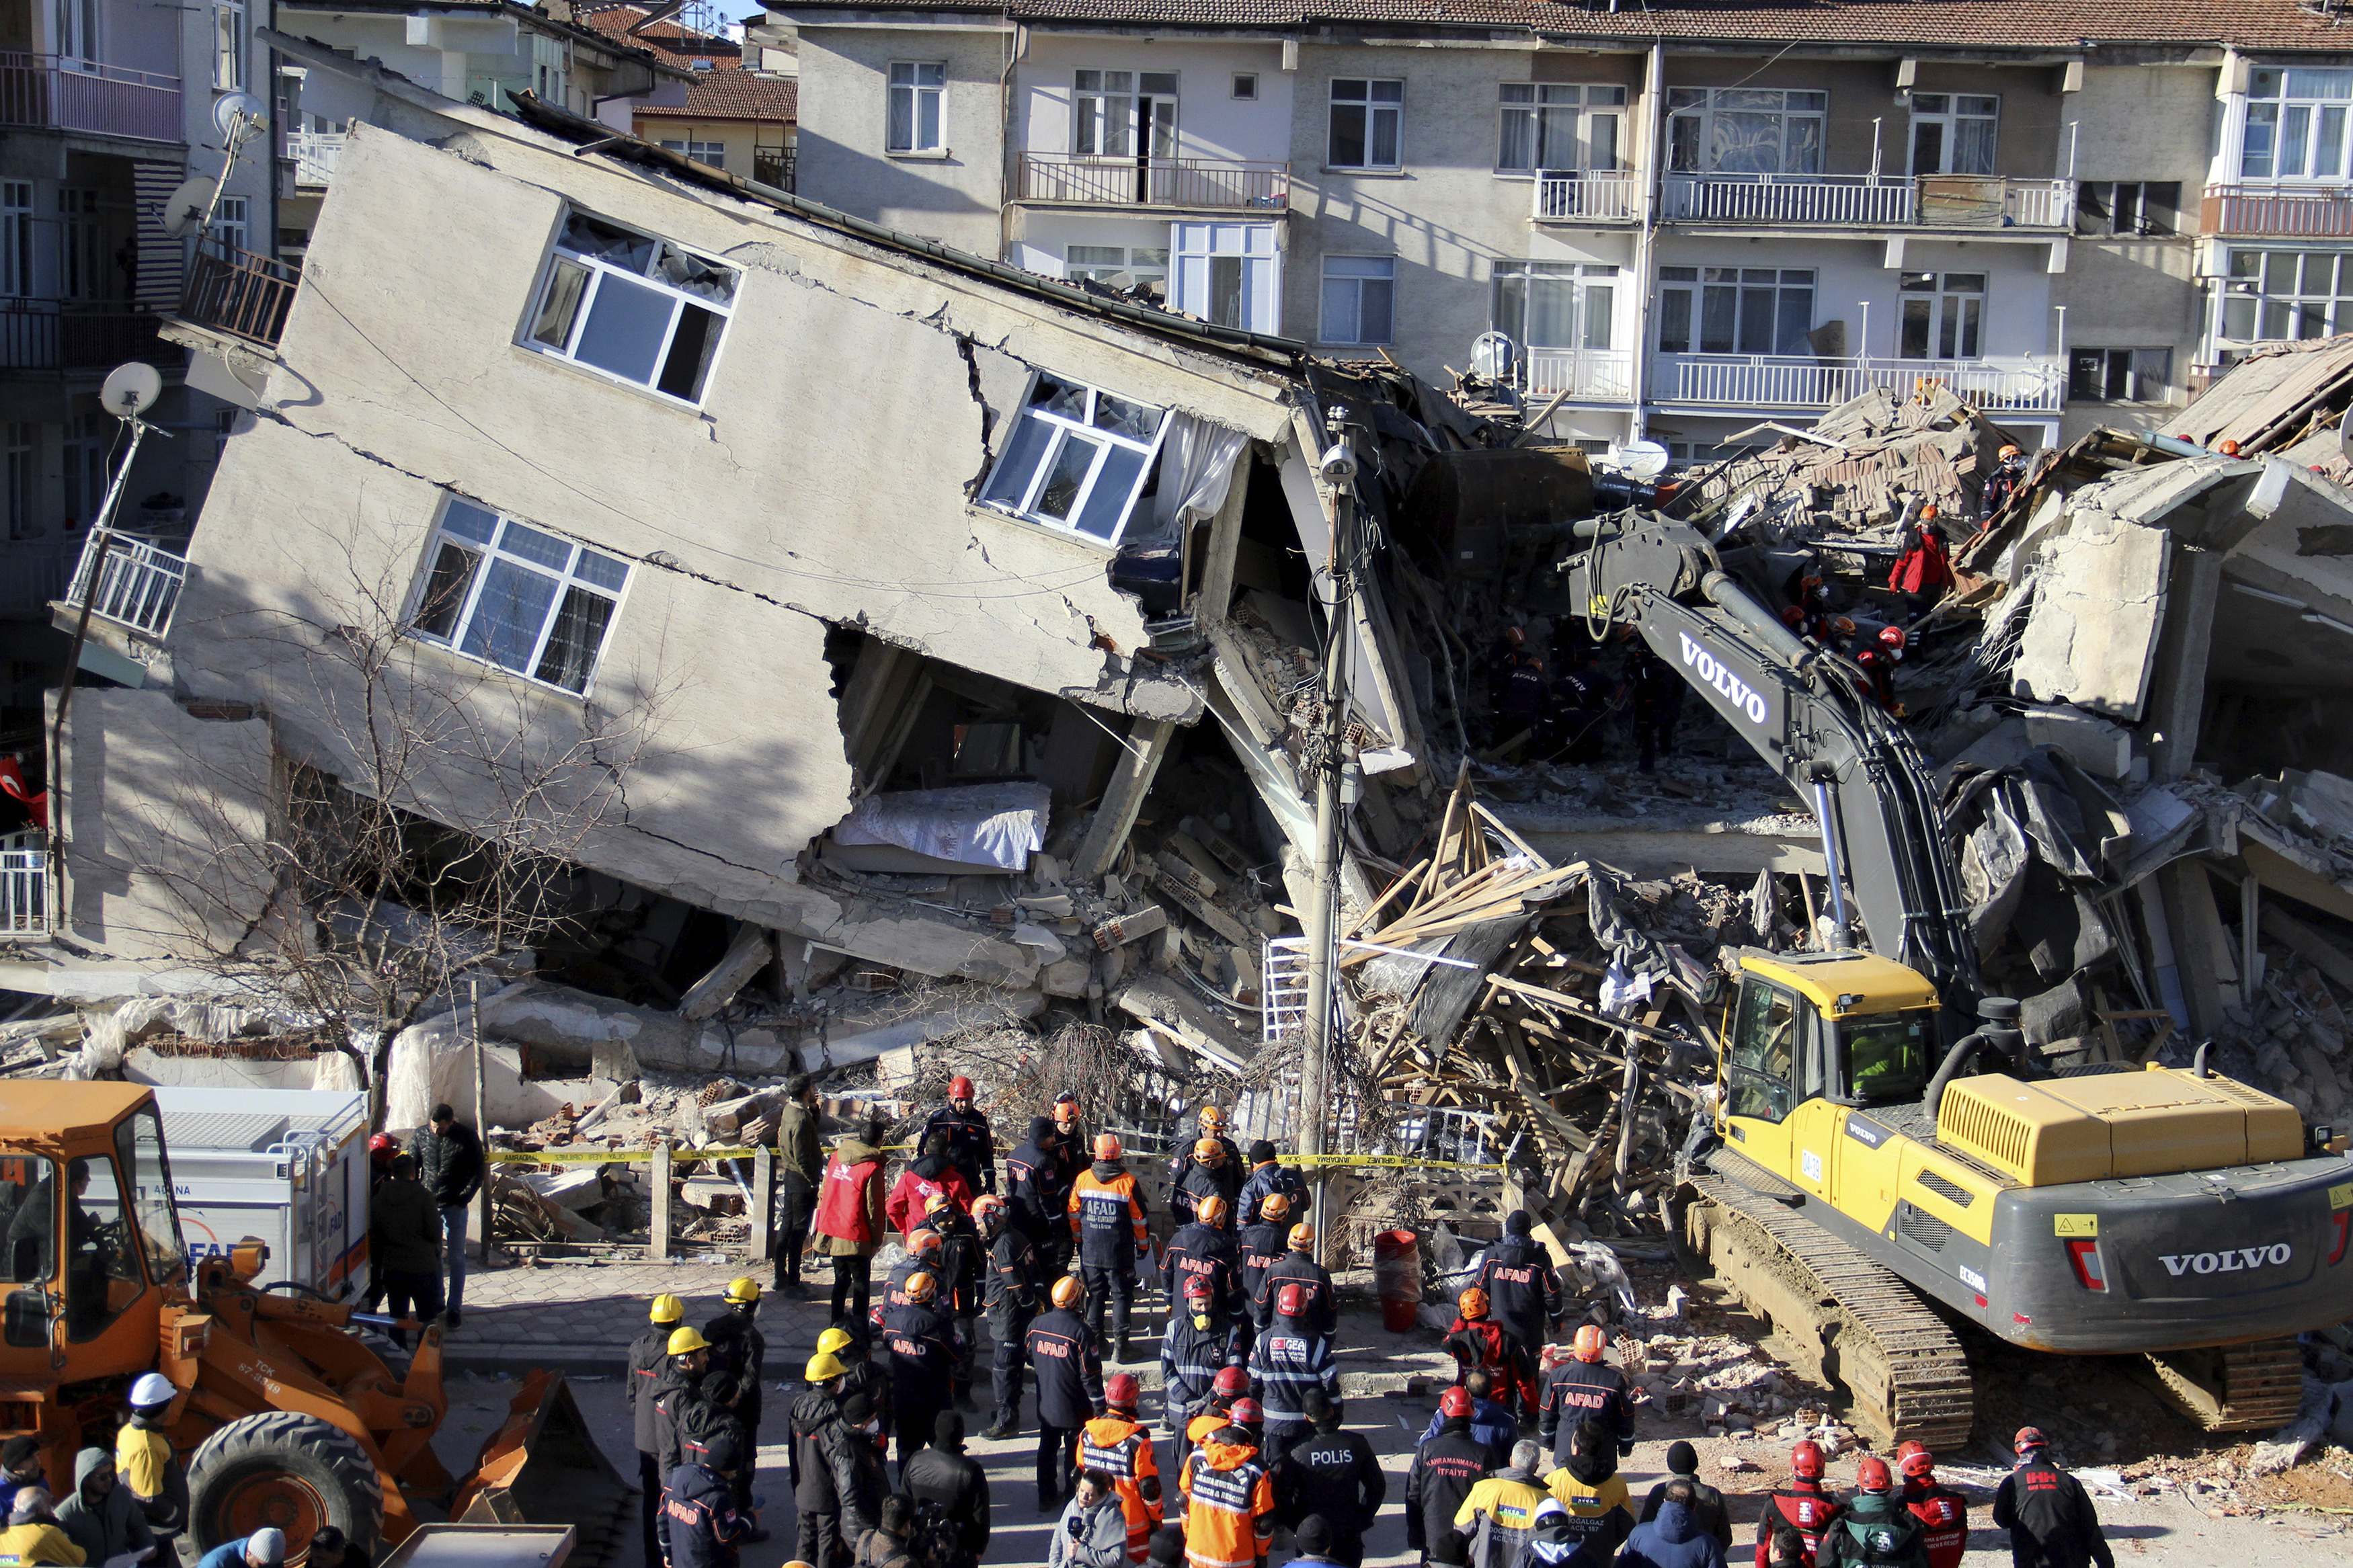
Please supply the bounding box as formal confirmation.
[1299,397,1357,1266]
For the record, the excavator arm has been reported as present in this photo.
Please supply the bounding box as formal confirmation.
[1558,510,1981,1008]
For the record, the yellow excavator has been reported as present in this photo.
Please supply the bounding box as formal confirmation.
[1562,511,2352,1446]
[0,1081,627,1561]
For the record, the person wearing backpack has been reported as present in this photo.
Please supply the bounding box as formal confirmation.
[1814,1460,1925,1568]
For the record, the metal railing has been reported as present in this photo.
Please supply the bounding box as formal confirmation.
[0,300,176,371]
[292,129,345,188]
[180,238,299,346]
[0,51,180,142]
[1016,152,1289,210]
[66,528,186,636]
[753,151,796,192]
[1524,346,1636,401]
[2201,183,2353,237]
[1531,171,1642,222]
[1,832,50,937]
[1654,352,2065,411]
[1661,172,2074,229]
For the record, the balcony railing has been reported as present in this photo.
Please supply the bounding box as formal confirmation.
[1654,352,2065,412]
[2201,183,2353,238]
[1661,173,2074,230]
[292,129,345,188]
[1,832,50,936]
[0,52,180,142]
[66,528,186,637]
[0,300,178,372]
[1016,153,1289,211]
[1531,172,1642,223]
[1525,347,1636,401]
[180,238,298,347]
[753,151,796,192]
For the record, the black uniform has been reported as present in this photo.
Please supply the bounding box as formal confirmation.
[1158,1299,1242,1438]
[1539,1358,1635,1465]
[1236,1161,1310,1227]
[1992,1456,2116,1568]
[931,1210,985,1405]
[834,1356,895,1450]
[789,1385,875,1568]
[1628,645,1685,774]
[1162,1219,1243,1317]
[702,1307,767,1505]
[1404,1415,1491,1560]
[676,1388,750,1477]
[922,1104,996,1196]
[1023,1307,1105,1509]
[1475,1235,1560,1415]
[1172,1161,1231,1230]
[628,1324,672,1568]
[650,1360,703,1477]
[1044,1122,1084,1274]
[882,1301,962,1474]
[1003,1127,1065,1248]
[1166,1136,1242,1225]
[901,1444,992,1560]
[1254,1247,1337,1338]
[984,1225,1043,1436]
[1275,1426,1388,1568]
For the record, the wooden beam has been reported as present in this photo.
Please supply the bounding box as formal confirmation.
[1072,717,1179,881]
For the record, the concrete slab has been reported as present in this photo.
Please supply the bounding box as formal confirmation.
[2013,513,2171,720]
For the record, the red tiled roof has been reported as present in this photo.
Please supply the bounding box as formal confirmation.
[778,0,2353,51]
[582,5,796,120]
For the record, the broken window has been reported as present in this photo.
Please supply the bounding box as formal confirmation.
[1328,79,1403,169]
[889,62,946,153]
[2068,347,2171,403]
[406,495,630,694]
[526,210,736,404]
[980,371,1170,545]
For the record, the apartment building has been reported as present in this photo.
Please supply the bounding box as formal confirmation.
[764,0,2353,458]
[582,3,799,190]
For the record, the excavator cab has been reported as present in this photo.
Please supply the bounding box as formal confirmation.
[1720,949,1942,1129]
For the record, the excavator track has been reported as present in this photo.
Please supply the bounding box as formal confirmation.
[2141,1337,2307,1433]
[1688,1161,1975,1452]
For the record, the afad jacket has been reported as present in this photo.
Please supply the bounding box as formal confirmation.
[1179,1430,1276,1568]
[1069,1161,1149,1266]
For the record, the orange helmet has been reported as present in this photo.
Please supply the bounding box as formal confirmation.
[1194,1137,1227,1164]
[1197,1195,1228,1228]
[1856,1456,1892,1494]
[904,1271,937,1305]
[1199,1106,1227,1131]
[1288,1223,1315,1250]
[1093,1134,1122,1161]
[907,1229,941,1256]
[1458,1287,1490,1321]
[1571,1325,1607,1363]
[1051,1276,1084,1310]
[1998,443,2022,459]
[924,1190,955,1215]
[1053,1093,1080,1126]
[1791,1440,1825,1479]
[1106,1372,1140,1411]
[1277,1283,1310,1319]
[971,1194,1006,1226]
[1261,1193,1290,1223]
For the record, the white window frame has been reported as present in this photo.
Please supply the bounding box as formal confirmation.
[56,188,104,300]
[1907,93,1999,176]
[1492,260,1620,350]
[55,0,99,62]
[1898,270,1987,360]
[1318,255,1395,346]
[212,0,244,91]
[1665,87,1827,175]
[1497,83,1625,174]
[1168,220,1281,333]
[61,411,111,531]
[1074,69,1178,159]
[1328,78,1403,170]
[522,209,739,407]
[2219,247,2353,343]
[212,194,249,254]
[888,61,947,155]
[2241,67,2353,181]
[1064,243,1168,300]
[978,371,1171,547]
[659,138,728,169]
[404,495,632,696]
[1655,265,1817,356]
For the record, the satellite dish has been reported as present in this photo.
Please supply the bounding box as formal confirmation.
[102,362,163,419]
[1614,440,1672,481]
[159,175,213,239]
[212,90,264,142]
[1471,331,1518,383]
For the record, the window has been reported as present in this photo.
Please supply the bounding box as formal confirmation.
[887,62,946,154]
[1497,83,1625,173]
[1656,265,1814,356]
[407,496,630,693]
[1,182,29,298]
[1908,93,1998,175]
[1328,79,1402,169]
[1169,221,1280,333]
[1667,87,1826,175]
[1899,272,1985,360]
[1726,982,1797,1124]
[212,195,249,255]
[55,0,99,63]
[2069,347,2171,403]
[4,424,32,542]
[118,1109,185,1292]
[1074,70,1176,159]
[2220,248,2353,341]
[0,1154,56,1291]
[2077,181,2179,237]
[1064,244,1168,301]
[1839,1013,1931,1103]
[212,0,243,90]
[659,139,727,169]
[1319,256,1394,345]
[1492,261,1618,350]
[61,412,112,530]
[531,35,565,109]
[1232,72,1257,100]
[56,188,103,300]
[526,210,737,404]
[2242,67,2353,181]
[980,372,1171,545]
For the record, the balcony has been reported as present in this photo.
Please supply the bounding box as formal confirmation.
[2201,183,2353,239]
[1654,352,2065,413]
[180,238,299,347]
[293,129,345,189]
[1,832,50,936]
[1532,173,1641,224]
[1524,347,1636,401]
[1016,153,1289,212]
[1661,173,2074,231]
[0,52,180,143]
[1,300,179,372]
[65,528,187,638]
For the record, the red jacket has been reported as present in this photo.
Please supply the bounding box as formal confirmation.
[1901,1482,1968,1568]
[1888,528,1953,594]
[885,1160,975,1241]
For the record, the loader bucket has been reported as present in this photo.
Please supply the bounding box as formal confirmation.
[448,1371,634,1568]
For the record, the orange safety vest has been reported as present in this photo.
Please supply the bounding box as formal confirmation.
[1179,1436,1275,1568]
[1079,1414,1164,1561]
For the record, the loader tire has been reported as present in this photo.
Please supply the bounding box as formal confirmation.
[188,1410,385,1558]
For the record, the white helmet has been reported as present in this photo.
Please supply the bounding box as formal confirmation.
[130,1373,175,1409]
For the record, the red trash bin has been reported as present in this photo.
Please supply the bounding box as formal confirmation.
[1373,1228,1422,1331]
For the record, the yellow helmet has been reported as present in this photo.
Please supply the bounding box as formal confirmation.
[724,1277,761,1305]
[816,1327,856,1355]
[805,1352,848,1383]
[650,1292,685,1325]
[667,1326,711,1356]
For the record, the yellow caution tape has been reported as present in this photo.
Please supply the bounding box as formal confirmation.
[489,1146,1497,1173]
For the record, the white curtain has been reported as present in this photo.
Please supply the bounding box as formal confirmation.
[1152,411,1249,534]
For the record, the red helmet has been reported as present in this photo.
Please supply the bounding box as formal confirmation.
[2013,1426,2048,1454]
[1183,1273,1213,1302]
[1791,1440,1825,1479]
[1230,1399,1263,1428]
[1277,1283,1310,1319]
[1571,1325,1607,1364]
[1856,1456,1892,1494]
[1213,1366,1250,1397]
[949,1075,974,1100]
[1897,1442,1934,1481]
[1105,1373,1140,1411]
[1439,1387,1472,1419]
[1878,624,1907,651]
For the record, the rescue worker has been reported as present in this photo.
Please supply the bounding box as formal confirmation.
[115,1374,184,1543]
[1542,643,1609,767]
[1250,1283,1343,1465]
[1616,1478,1728,1568]
[1288,1516,1352,1568]
[1405,1389,1492,1567]
[886,1131,975,1241]
[978,1194,1043,1442]
[791,1350,878,1568]
[1441,1290,1521,1419]
[703,1279,767,1512]
[1814,1458,1924,1568]
[1754,1441,1843,1568]
[1452,1438,1550,1568]
[1273,1390,1385,1568]
[881,1228,945,1317]
[1542,1421,1635,1563]
[1238,1195,1293,1321]
[0,1487,83,1567]
[191,1527,281,1568]
[1167,1107,1243,1223]
[1991,1428,2114,1568]
[1236,1141,1309,1227]
[1511,1501,1591,1568]
[1538,1327,1634,1468]
[1475,1213,1562,1414]
[1980,444,2030,525]
[1183,1366,1252,1473]
[1494,653,1550,755]
[924,1193,986,1411]
[634,1293,687,1563]
[1045,1098,1087,1279]
[1416,1369,1514,1469]
[677,1371,752,1493]
[815,1113,891,1329]
[1886,502,1953,622]
[1179,1400,1277,1568]
[1254,1223,1336,1344]
[775,1073,824,1297]
[662,1431,754,1568]
[1174,1138,1234,1230]
[822,1325,895,1453]
[1027,1275,1108,1512]
[902,1411,991,1563]
[1053,1471,1134,1568]
[881,1271,961,1477]
[1078,1373,1164,1563]
[371,1153,444,1348]
[1162,1273,1243,1442]
[922,1075,996,1196]
[1006,1118,1067,1259]
[652,1326,713,1482]
[1068,1134,1150,1361]
[1640,1442,1732,1557]
[1893,1445,1966,1568]
[1165,1194,1244,1322]
[1626,638,1685,776]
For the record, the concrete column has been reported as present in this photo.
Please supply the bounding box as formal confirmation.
[1190,455,1252,626]
[2145,544,2221,783]
[1072,718,1178,882]
[2157,861,2235,1035]
[649,1141,672,1260]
